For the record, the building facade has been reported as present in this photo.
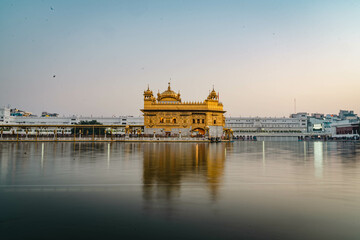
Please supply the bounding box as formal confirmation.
[0,106,143,135]
[0,107,12,124]
[331,119,360,139]
[141,83,225,137]
[225,115,307,136]
[10,115,143,126]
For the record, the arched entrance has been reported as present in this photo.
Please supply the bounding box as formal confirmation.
[192,128,205,135]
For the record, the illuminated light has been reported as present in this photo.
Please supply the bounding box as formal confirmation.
[313,124,322,130]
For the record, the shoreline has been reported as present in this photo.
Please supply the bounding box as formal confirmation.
[0,138,213,143]
[0,139,358,143]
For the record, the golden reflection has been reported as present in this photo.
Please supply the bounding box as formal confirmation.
[142,143,226,203]
[205,144,226,198]
[196,144,198,166]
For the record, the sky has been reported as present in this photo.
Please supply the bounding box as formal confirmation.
[0,0,359,117]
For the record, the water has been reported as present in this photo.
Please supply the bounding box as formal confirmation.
[0,141,360,240]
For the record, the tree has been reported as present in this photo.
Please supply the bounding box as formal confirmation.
[72,120,105,135]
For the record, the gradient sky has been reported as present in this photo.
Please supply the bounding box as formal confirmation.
[1,0,359,117]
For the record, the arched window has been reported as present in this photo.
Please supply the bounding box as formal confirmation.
[172,118,176,124]
[160,117,164,123]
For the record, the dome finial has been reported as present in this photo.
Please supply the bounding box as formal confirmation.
[168,81,171,90]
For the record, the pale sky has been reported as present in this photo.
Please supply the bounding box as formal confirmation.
[0,0,359,117]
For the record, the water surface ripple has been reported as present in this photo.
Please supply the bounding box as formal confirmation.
[0,142,359,239]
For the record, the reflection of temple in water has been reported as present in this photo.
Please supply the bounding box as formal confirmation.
[142,143,226,204]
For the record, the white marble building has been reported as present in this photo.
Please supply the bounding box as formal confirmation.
[225,115,307,136]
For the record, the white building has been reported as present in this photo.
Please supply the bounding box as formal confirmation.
[11,115,144,126]
[0,107,13,124]
[330,119,360,139]
[0,107,144,135]
[225,115,307,136]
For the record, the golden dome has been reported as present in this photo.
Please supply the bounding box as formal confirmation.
[144,85,155,102]
[144,85,153,95]
[207,87,218,101]
[157,82,181,102]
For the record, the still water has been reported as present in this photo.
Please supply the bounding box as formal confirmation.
[0,141,360,239]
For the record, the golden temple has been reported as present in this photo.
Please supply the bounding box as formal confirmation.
[141,82,225,137]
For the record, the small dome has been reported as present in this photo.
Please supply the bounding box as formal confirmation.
[144,85,155,101]
[144,85,153,94]
[207,87,218,100]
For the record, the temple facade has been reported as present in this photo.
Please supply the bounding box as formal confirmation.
[141,83,225,137]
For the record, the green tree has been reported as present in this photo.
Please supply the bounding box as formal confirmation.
[72,120,105,135]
